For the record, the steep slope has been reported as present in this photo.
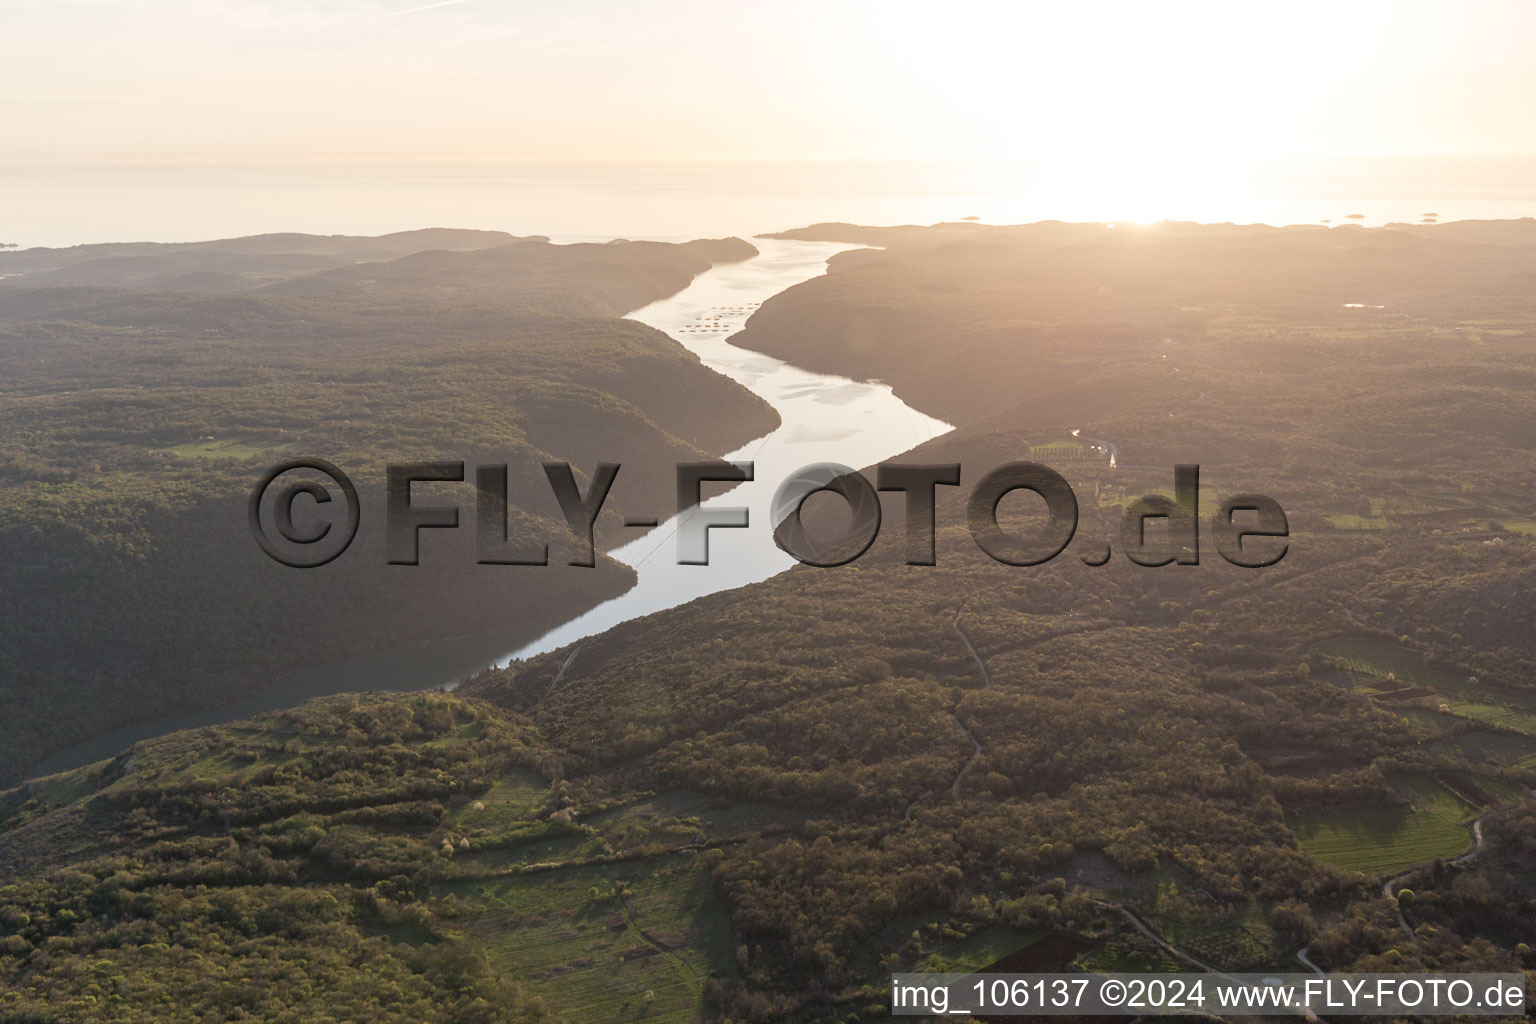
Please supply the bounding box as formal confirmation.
[0,233,777,784]
[0,694,561,1024]
[737,219,1536,426]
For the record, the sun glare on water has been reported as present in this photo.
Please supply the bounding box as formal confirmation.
[950,155,1262,226]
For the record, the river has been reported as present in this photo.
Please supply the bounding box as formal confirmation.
[25,239,951,780]
[501,239,952,660]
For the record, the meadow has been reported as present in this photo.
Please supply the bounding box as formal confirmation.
[1290,774,1474,875]
[451,857,736,1024]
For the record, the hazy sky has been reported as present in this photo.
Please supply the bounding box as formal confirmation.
[4,0,1534,162]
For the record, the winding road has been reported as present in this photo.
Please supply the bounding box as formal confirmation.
[947,608,988,796]
[903,607,990,820]
[1381,815,1486,937]
[1085,897,1324,1023]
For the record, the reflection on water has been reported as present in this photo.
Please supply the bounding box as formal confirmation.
[501,239,952,660]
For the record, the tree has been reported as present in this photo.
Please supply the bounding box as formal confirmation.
[1269,898,1319,947]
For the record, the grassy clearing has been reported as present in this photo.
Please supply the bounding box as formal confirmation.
[1391,705,1462,737]
[1325,513,1390,530]
[1476,776,1529,802]
[451,788,774,1018]
[1291,774,1473,876]
[161,438,280,460]
[1436,696,1536,736]
[453,770,550,830]
[1367,495,1448,516]
[450,856,735,1024]
[585,790,800,845]
[450,834,600,878]
[924,927,1046,972]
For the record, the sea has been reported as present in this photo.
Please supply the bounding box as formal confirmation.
[3,156,1534,249]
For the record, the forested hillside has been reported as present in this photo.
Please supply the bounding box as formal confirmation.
[459,500,1534,1016]
[0,695,562,1023]
[0,233,775,784]
[746,219,1536,431]
[455,218,1536,1017]
[3,221,1534,1021]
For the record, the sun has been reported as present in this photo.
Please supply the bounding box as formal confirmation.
[845,0,1379,221]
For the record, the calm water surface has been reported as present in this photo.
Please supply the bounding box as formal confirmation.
[502,239,951,660]
[4,157,1535,249]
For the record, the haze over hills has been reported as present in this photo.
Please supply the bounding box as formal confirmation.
[745,218,1536,427]
[0,229,541,291]
[7,0,1536,1019]
[0,231,775,784]
[2,220,1536,1023]
[444,219,1536,1017]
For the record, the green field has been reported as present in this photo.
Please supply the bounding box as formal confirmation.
[1425,730,1536,768]
[1291,774,1474,875]
[453,770,551,830]
[1315,638,1464,689]
[450,856,736,1024]
[1390,705,1462,737]
[1472,776,1529,803]
[1315,637,1536,737]
[443,770,612,873]
[1436,696,1536,736]
[1367,495,1451,516]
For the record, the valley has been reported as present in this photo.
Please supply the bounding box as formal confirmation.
[4,218,1536,1022]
